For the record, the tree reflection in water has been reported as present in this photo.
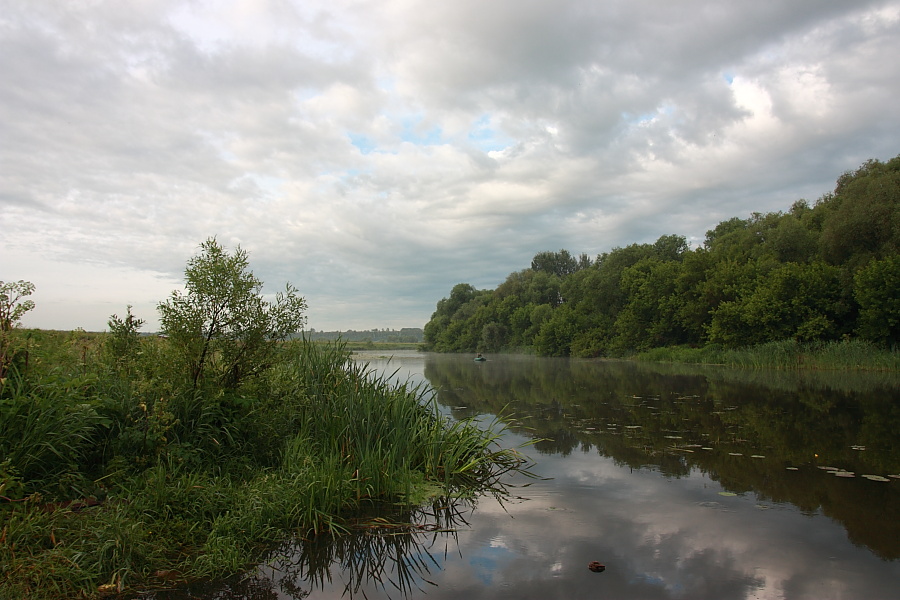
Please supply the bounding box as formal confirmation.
[153,501,469,600]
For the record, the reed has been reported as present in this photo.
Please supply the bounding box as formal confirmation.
[636,339,899,371]
[0,334,533,599]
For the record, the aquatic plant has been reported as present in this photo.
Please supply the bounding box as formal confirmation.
[0,332,533,599]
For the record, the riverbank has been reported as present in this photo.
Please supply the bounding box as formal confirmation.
[0,331,530,599]
[635,339,900,371]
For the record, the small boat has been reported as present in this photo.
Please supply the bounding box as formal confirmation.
[474,354,486,362]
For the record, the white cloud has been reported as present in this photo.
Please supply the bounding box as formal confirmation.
[2,0,898,331]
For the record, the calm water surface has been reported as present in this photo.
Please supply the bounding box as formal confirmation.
[166,352,900,600]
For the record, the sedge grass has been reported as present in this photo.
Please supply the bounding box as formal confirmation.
[636,339,899,371]
[0,335,534,599]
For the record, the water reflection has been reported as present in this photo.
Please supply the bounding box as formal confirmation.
[152,502,469,600]
[155,353,900,600]
[424,355,900,560]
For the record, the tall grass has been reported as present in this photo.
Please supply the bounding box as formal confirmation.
[0,332,533,599]
[636,339,900,371]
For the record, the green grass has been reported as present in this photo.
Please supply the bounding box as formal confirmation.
[0,331,533,599]
[635,339,900,371]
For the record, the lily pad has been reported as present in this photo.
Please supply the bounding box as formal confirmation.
[786,467,799,471]
[750,455,765,459]
[833,471,855,478]
[728,452,743,456]
[718,491,738,497]
[861,475,890,482]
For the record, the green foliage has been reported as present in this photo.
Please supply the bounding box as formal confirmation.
[854,255,900,345]
[820,157,900,267]
[0,369,107,497]
[707,261,846,347]
[0,280,35,333]
[0,280,36,384]
[1,242,534,599]
[103,305,145,374]
[158,237,307,389]
[531,249,591,277]
[424,156,900,357]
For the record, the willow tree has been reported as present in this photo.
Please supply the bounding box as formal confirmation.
[158,238,307,389]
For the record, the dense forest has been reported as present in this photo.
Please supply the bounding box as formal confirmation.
[424,157,900,356]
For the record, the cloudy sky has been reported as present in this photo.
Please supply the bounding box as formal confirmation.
[3,0,899,332]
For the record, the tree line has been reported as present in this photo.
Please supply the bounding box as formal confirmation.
[424,156,900,356]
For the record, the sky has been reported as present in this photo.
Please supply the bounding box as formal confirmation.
[2,0,899,332]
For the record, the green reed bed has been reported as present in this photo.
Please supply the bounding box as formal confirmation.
[722,339,900,370]
[636,339,899,371]
[0,334,532,599]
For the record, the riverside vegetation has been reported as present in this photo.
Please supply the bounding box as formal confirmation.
[0,241,532,600]
[424,156,900,366]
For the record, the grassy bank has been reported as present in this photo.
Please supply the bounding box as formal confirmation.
[0,330,530,599]
[635,339,900,371]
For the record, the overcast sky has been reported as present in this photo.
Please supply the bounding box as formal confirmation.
[2,0,899,332]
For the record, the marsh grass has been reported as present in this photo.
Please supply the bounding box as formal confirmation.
[0,332,533,599]
[636,339,899,371]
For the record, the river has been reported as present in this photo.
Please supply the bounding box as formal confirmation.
[162,351,900,600]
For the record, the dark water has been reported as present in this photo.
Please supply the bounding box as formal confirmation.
[163,353,900,600]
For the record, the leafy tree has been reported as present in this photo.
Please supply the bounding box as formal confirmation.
[854,256,900,345]
[708,261,844,346]
[768,214,817,263]
[820,157,900,267]
[652,234,689,261]
[104,305,145,373]
[158,238,307,389]
[531,249,591,278]
[0,280,36,383]
[0,280,35,332]
[534,305,579,356]
[612,257,685,351]
[423,156,899,355]
[480,322,508,353]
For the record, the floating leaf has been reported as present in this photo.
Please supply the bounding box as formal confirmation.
[818,466,838,471]
[728,452,743,456]
[861,475,890,482]
[833,471,855,478]
[751,455,765,459]
[718,491,738,497]
[889,475,900,479]
[702,447,713,451]
[786,467,799,471]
